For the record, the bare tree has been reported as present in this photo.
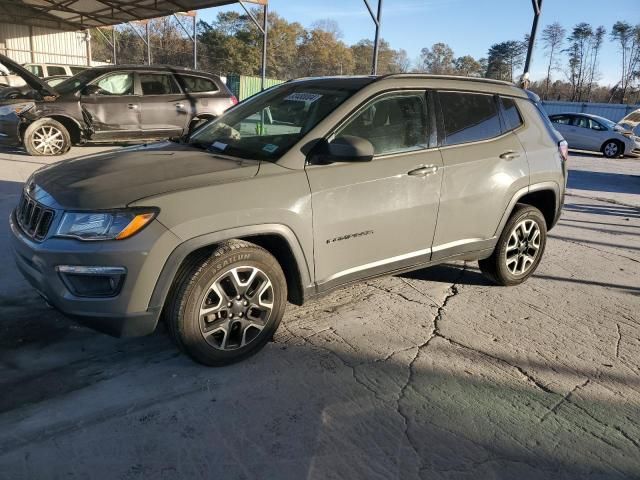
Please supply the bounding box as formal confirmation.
[585,26,606,101]
[610,21,640,103]
[541,22,565,100]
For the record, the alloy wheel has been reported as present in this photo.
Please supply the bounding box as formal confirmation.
[199,266,274,350]
[32,126,65,155]
[604,142,618,158]
[504,219,541,276]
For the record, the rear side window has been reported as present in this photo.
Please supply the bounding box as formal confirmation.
[178,75,219,93]
[439,92,502,146]
[550,115,571,125]
[140,73,180,95]
[47,66,67,76]
[500,97,523,131]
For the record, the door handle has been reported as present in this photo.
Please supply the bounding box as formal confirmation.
[408,165,438,177]
[499,151,520,160]
[127,103,138,110]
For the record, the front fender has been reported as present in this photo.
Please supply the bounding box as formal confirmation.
[147,223,313,312]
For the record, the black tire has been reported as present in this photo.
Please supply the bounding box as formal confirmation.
[479,204,547,286]
[601,139,623,159]
[165,240,287,366]
[23,118,71,156]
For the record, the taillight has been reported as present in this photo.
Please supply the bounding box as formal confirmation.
[230,95,238,106]
[558,140,569,163]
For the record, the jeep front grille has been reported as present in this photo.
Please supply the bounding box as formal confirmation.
[16,193,55,241]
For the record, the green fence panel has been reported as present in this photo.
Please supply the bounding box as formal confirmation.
[226,74,284,101]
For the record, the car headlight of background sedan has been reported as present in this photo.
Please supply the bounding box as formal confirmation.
[55,209,158,241]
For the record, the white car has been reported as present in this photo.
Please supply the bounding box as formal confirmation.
[618,108,640,137]
[549,112,640,158]
[0,63,85,87]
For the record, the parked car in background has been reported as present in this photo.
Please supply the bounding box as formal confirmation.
[1,63,86,87]
[10,74,567,365]
[549,112,640,158]
[618,108,640,136]
[0,54,237,155]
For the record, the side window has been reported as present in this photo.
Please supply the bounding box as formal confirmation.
[589,119,605,131]
[439,92,502,146]
[571,116,589,128]
[550,115,571,125]
[178,75,218,93]
[500,97,523,131]
[47,66,67,76]
[336,92,429,156]
[140,73,180,95]
[94,72,134,95]
[26,65,44,77]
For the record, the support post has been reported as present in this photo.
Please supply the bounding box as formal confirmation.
[113,27,117,65]
[522,0,543,87]
[261,3,268,90]
[193,11,197,69]
[363,0,383,75]
[146,22,151,65]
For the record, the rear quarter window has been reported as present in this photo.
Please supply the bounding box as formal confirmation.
[47,66,67,76]
[439,91,502,146]
[500,96,523,131]
[178,75,219,93]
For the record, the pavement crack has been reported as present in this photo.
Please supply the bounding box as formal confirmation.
[364,282,429,306]
[615,323,622,359]
[567,399,640,450]
[540,379,590,422]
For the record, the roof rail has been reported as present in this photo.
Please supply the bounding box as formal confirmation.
[375,73,517,87]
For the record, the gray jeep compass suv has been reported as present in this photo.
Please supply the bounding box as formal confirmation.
[10,74,567,366]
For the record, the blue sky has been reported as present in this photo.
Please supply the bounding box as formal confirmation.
[199,0,639,85]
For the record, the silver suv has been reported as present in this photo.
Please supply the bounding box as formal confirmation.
[10,75,567,365]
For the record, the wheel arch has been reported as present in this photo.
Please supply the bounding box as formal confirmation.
[21,115,84,145]
[601,138,625,156]
[495,182,561,237]
[150,224,313,315]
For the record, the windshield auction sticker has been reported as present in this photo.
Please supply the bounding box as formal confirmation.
[284,93,322,103]
[211,141,228,151]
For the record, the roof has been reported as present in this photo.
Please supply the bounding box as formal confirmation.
[0,1,266,30]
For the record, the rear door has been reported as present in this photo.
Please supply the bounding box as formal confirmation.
[80,71,140,140]
[307,90,443,288]
[568,115,594,150]
[549,114,577,146]
[138,72,189,137]
[432,91,529,260]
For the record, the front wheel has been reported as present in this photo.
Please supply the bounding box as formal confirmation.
[23,118,71,156]
[479,204,547,286]
[165,240,287,366]
[601,140,622,159]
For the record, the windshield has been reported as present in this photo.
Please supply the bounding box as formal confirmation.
[188,83,358,161]
[54,69,101,94]
[595,116,617,129]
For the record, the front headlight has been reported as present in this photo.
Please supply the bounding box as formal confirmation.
[55,209,158,241]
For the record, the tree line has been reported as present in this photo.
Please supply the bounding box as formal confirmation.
[92,11,640,104]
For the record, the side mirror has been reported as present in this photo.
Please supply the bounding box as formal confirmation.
[326,135,374,162]
[82,84,102,96]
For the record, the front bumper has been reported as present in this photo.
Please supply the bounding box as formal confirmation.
[0,111,21,146]
[9,209,179,337]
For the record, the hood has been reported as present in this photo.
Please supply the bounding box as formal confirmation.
[0,54,57,97]
[31,141,260,210]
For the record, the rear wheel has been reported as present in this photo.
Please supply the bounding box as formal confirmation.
[23,118,71,156]
[165,240,287,366]
[601,139,622,158]
[479,204,547,286]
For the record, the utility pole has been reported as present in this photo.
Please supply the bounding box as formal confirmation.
[364,0,383,75]
[522,0,543,88]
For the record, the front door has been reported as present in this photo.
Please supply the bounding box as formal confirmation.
[138,72,190,138]
[81,71,140,140]
[306,90,443,289]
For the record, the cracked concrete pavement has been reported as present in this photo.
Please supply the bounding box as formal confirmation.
[0,146,638,479]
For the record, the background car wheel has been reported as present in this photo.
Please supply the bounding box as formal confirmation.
[165,240,287,366]
[478,204,547,286]
[23,118,71,156]
[601,140,622,158]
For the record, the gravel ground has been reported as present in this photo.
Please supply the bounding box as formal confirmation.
[0,145,638,479]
